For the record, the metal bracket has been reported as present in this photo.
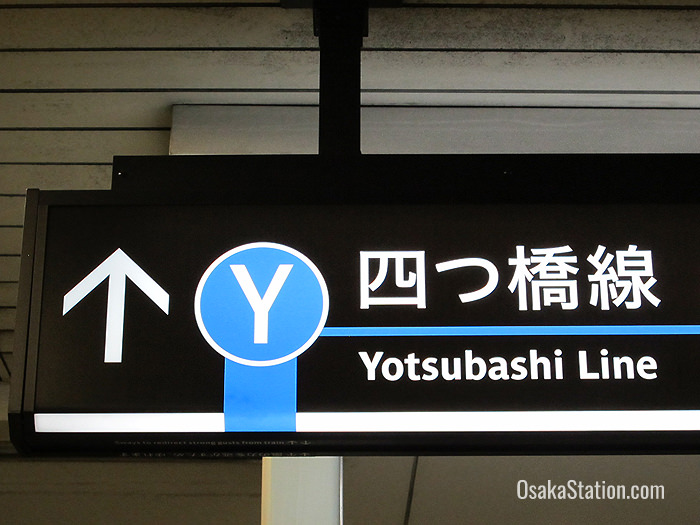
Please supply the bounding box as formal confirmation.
[314,2,368,157]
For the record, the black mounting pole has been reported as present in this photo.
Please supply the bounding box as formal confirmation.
[314,3,368,158]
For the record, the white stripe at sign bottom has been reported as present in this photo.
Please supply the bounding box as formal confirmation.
[34,411,700,433]
[34,413,226,433]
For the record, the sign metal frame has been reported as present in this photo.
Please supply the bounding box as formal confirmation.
[10,154,700,455]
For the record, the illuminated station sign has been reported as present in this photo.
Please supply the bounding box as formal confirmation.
[10,155,700,454]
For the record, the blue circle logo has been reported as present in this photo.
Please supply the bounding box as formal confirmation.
[195,243,329,366]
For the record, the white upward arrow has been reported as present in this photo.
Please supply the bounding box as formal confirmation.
[62,248,170,363]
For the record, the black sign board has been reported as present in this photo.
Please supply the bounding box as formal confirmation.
[10,154,700,455]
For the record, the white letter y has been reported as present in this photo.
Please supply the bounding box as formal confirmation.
[231,264,293,344]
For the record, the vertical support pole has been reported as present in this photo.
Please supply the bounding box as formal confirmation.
[315,3,367,157]
[261,456,343,525]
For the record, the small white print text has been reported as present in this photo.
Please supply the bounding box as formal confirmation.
[517,479,665,500]
[359,349,658,382]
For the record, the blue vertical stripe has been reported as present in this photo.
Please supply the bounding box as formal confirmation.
[224,358,297,432]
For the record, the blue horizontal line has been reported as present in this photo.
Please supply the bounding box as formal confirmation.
[320,325,700,337]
